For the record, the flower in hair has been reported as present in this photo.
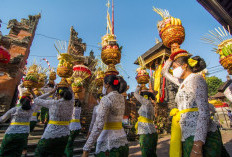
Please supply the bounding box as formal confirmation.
[144,95,148,100]
[21,96,31,101]
[113,79,119,85]
[188,58,198,67]
[59,89,63,94]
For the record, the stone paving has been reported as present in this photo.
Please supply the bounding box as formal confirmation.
[129,130,232,157]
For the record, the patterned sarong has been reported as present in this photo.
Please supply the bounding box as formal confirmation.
[139,133,158,157]
[34,136,69,157]
[0,133,29,157]
[95,145,129,157]
[182,130,227,157]
[64,130,80,157]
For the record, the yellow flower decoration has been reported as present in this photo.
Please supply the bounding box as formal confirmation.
[188,58,198,67]
[144,95,148,100]
[58,89,63,94]
[100,96,103,100]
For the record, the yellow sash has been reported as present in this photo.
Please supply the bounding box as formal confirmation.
[103,122,123,130]
[135,116,153,134]
[32,112,37,116]
[70,119,80,123]
[10,122,30,126]
[48,120,69,125]
[169,108,198,157]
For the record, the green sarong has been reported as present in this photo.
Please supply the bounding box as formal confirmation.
[182,130,226,157]
[0,133,29,157]
[22,121,37,151]
[139,133,158,157]
[30,121,37,132]
[95,145,129,157]
[64,130,80,157]
[40,107,49,123]
[34,136,69,157]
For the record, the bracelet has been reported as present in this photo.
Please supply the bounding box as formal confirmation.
[192,149,202,155]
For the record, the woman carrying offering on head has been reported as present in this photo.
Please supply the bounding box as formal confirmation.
[82,75,129,157]
[33,86,74,157]
[0,91,39,157]
[162,49,222,157]
[134,85,157,157]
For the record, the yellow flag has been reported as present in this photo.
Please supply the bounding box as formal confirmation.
[154,65,162,103]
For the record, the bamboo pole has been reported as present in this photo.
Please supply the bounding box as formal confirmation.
[112,0,114,34]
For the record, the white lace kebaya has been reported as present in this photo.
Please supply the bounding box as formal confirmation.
[33,92,74,139]
[69,107,82,131]
[0,105,39,134]
[134,87,156,135]
[89,105,99,132]
[30,106,41,122]
[162,60,218,143]
[224,83,232,102]
[83,91,128,153]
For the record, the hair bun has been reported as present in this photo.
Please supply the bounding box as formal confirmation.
[117,76,127,94]
[104,75,128,94]
[191,56,206,73]
[20,97,32,110]
[57,87,73,100]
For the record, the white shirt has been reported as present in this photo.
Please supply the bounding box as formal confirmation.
[69,107,82,131]
[83,91,128,153]
[162,60,218,143]
[134,87,156,135]
[89,105,99,132]
[0,105,39,134]
[34,92,74,139]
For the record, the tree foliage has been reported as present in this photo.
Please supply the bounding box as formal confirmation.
[206,76,224,96]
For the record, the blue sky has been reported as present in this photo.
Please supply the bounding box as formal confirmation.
[0,0,227,92]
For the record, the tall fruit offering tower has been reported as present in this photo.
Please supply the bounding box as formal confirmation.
[101,0,122,76]
[153,7,185,52]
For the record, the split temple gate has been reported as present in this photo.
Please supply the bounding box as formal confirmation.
[134,40,178,133]
[66,26,98,132]
[0,15,97,133]
[0,14,41,115]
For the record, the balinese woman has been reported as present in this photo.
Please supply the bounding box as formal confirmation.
[64,99,82,157]
[33,86,74,156]
[162,49,221,157]
[0,92,38,156]
[22,90,42,157]
[134,86,157,157]
[82,75,129,157]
